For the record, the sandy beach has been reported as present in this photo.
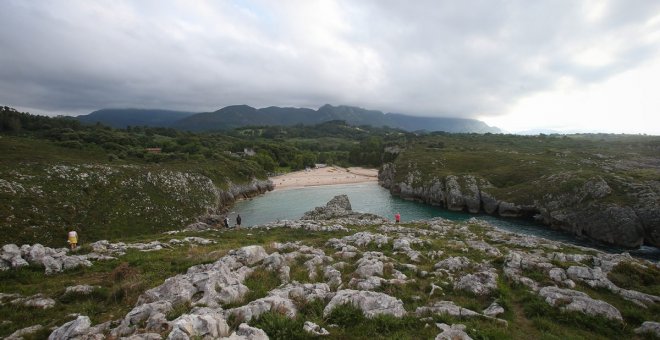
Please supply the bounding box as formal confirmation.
[270,166,378,190]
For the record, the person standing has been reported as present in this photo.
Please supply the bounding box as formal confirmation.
[223,217,230,228]
[236,214,242,227]
[67,230,78,250]
[395,212,401,223]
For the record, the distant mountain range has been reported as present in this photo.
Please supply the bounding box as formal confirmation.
[77,104,501,133]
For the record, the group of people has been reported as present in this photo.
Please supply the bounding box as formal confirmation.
[223,214,242,228]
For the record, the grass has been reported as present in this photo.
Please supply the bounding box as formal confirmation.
[607,261,660,296]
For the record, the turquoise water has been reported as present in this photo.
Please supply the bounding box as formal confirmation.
[231,182,659,260]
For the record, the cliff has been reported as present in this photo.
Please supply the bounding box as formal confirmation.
[377,133,660,249]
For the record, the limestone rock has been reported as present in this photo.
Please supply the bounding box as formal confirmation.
[323,289,406,318]
[415,301,481,318]
[113,301,173,337]
[303,321,330,336]
[455,271,498,295]
[434,257,471,271]
[634,321,660,337]
[435,323,473,340]
[225,296,297,322]
[48,316,91,340]
[230,246,268,266]
[224,323,269,340]
[12,294,56,309]
[168,308,231,339]
[42,256,63,275]
[5,325,44,340]
[538,286,623,321]
[64,285,97,295]
[482,302,504,317]
[268,282,330,302]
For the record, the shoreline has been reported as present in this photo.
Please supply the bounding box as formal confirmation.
[269,166,378,190]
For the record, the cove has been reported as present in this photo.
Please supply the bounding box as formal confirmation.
[232,182,659,261]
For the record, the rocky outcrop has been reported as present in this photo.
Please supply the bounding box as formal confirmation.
[323,289,406,318]
[538,286,623,321]
[302,195,383,221]
[379,162,659,248]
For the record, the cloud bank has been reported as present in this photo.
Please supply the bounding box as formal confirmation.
[1,0,659,132]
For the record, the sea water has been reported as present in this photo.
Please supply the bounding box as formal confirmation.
[231,182,659,261]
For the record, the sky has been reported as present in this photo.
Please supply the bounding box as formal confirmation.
[1,0,659,134]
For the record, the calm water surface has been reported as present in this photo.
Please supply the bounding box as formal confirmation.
[231,182,659,261]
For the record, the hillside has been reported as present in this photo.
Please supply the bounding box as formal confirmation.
[0,197,658,339]
[81,104,500,133]
[379,133,660,248]
[77,109,195,128]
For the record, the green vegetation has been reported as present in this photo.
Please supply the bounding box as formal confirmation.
[391,132,659,203]
[0,107,407,245]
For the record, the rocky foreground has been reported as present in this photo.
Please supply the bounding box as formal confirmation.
[1,195,659,339]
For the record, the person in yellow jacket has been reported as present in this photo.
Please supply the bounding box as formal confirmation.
[67,230,78,250]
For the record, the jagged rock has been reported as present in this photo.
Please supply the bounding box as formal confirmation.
[455,271,498,295]
[566,266,615,290]
[349,276,386,291]
[482,302,504,317]
[435,323,473,340]
[124,333,164,340]
[12,294,56,309]
[548,268,567,282]
[225,323,269,340]
[433,257,471,271]
[303,321,330,336]
[64,285,97,295]
[498,201,522,217]
[324,266,342,287]
[113,301,173,337]
[168,308,231,339]
[445,176,465,211]
[27,244,46,264]
[465,240,501,256]
[183,237,215,245]
[5,325,43,340]
[323,289,406,318]
[304,255,332,280]
[355,258,384,278]
[1,244,21,261]
[268,282,330,302]
[328,232,390,248]
[62,256,93,271]
[481,191,499,215]
[302,195,382,220]
[225,296,297,322]
[634,321,660,337]
[230,246,268,266]
[538,286,623,321]
[184,221,212,231]
[48,316,91,340]
[42,256,62,275]
[416,301,481,318]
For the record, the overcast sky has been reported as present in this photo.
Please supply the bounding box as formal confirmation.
[1,1,659,134]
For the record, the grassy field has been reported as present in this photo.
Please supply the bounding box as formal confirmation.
[0,135,266,246]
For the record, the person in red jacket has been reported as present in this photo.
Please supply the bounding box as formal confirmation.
[395,212,401,223]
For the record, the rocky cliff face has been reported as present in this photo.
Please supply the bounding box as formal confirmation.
[379,162,659,248]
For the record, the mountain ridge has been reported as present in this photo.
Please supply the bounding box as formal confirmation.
[77,104,501,133]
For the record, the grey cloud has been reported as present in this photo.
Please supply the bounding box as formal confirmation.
[0,0,659,118]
